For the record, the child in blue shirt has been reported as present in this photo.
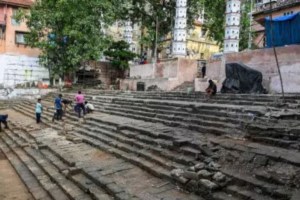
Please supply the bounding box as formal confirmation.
[35,98,43,123]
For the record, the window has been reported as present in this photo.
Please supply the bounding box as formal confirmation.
[0,25,5,39]
[201,28,207,37]
[11,9,20,26]
[15,31,28,44]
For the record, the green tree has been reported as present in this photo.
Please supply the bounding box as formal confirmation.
[19,0,118,79]
[104,40,137,76]
[200,0,226,46]
[239,0,255,51]
[198,0,253,51]
[122,0,202,58]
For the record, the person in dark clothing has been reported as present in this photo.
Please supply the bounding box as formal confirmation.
[201,63,206,78]
[0,114,9,132]
[53,94,63,122]
[206,80,217,97]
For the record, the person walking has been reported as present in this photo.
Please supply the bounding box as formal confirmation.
[35,98,43,123]
[75,91,85,118]
[53,94,63,121]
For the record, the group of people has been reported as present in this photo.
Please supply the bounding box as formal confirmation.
[35,91,95,124]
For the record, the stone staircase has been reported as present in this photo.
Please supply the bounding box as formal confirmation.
[1,91,300,200]
[172,81,195,92]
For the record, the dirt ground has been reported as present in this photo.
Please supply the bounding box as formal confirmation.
[0,151,34,200]
[0,109,34,200]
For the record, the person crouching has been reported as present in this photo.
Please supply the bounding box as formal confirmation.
[85,101,95,114]
[206,80,217,98]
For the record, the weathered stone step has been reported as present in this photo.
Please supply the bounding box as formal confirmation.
[71,130,172,181]
[250,136,300,150]
[226,185,274,200]
[247,124,300,139]
[99,104,241,130]
[91,98,274,127]
[211,138,300,167]
[0,139,52,200]
[86,116,212,161]
[81,122,195,166]
[70,173,113,200]
[9,122,131,200]
[76,126,185,171]
[6,128,96,200]
[212,192,240,200]
[98,107,241,136]
[222,168,291,199]
[0,133,71,200]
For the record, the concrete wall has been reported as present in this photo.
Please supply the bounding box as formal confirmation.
[0,88,56,100]
[201,45,300,93]
[120,58,197,91]
[0,54,49,87]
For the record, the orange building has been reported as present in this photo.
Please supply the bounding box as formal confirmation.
[0,0,48,87]
[252,0,300,48]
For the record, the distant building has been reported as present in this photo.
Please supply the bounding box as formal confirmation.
[186,20,220,61]
[252,0,300,48]
[0,0,48,87]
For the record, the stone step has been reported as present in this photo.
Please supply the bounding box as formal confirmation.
[222,168,291,199]
[5,128,96,200]
[0,138,52,200]
[250,136,300,150]
[97,107,242,136]
[212,192,240,200]
[96,103,242,130]
[81,121,195,166]
[76,126,184,171]
[211,138,300,167]
[9,122,135,200]
[0,132,71,200]
[71,131,173,182]
[226,185,274,200]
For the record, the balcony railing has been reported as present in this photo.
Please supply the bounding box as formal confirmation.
[254,0,300,13]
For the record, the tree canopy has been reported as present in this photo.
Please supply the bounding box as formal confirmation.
[121,0,203,57]
[104,40,137,71]
[20,0,120,77]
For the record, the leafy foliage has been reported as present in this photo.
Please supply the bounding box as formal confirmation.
[104,41,137,71]
[199,0,252,50]
[200,0,226,46]
[19,0,118,77]
[122,0,202,57]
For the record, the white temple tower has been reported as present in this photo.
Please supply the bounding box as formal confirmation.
[172,0,187,56]
[224,0,241,53]
[124,21,133,51]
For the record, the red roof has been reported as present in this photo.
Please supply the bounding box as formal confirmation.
[1,0,33,7]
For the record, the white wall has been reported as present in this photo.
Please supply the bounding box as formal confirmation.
[0,54,49,87]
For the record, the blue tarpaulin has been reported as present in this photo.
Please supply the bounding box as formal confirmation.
[265,12,300,47]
